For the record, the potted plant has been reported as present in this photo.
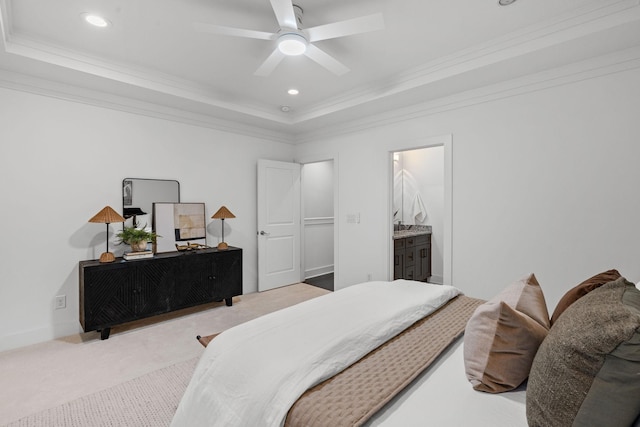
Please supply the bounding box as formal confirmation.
[116,225,159,252]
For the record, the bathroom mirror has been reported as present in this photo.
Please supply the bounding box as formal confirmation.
[122,178,180,228]
[393,148,437,227]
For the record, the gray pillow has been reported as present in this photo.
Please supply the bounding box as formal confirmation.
[526,277,640,426]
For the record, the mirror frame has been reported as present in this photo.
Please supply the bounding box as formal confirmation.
[122,178,180,228]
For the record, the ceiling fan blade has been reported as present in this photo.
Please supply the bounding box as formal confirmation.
[306,13,384,42]
[194,22,274,40]
[304,44,349,76]
[270,0,298,29]
[254,48,286,76]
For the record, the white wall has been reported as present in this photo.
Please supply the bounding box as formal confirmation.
[295,66,640,312]
[0,87,294,351]
[302,161,334,278]
[3,54,640,353]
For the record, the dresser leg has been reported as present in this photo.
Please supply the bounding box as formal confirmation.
[100,327,111,340]
[225,297,233,306]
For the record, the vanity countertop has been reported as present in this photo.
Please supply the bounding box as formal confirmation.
[393,226,432,240]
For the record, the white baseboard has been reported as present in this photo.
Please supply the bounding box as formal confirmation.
[0,321,80,353]
[428,275,444,285]
[304,265,334,280]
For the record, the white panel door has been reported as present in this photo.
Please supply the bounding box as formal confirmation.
[257,159,301,291]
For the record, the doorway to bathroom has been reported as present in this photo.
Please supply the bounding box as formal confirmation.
[392,146,445,284]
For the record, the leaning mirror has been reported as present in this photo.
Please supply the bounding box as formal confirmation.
[122,178,180,228]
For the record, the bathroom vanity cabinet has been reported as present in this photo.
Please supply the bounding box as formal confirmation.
[393,234,431,282]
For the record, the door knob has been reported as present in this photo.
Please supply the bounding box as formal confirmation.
[259,230,270,236]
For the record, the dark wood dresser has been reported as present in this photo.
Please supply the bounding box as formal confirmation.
[79,247,242,339]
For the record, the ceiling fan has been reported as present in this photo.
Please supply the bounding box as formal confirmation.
[194,0,384,76]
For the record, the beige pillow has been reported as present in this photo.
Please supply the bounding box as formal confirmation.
[464,273,550,393]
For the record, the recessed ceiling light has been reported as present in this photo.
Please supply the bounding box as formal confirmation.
[281,106,291,112]
[82,13,111,28]
[498,0,517,5]
[287,89,299,95]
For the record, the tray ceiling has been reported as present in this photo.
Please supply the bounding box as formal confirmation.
[1,0,639,141]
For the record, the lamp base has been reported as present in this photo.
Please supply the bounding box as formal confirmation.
[99,252,116,263]
[217,242,229,250]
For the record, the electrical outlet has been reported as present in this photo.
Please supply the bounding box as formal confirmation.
[55,295,66,310]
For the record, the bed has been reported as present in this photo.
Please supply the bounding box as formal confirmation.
[365,339,527,426]
[171,272,640,427]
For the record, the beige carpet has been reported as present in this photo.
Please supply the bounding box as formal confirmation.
[6,358,198,427]
[0,283,329,426]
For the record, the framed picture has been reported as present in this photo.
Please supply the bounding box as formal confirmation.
[153,202,206,252]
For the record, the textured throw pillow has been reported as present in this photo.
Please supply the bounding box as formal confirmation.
[550,269,621,325]
[464,273,550,393]
[527,278,640,427]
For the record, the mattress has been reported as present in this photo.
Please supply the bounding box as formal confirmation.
[366,338,528,426]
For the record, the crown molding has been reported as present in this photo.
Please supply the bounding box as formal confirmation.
[0,67,296,144]
[295,45,640,144]
[291,0,640,124]
[0,0,292,127]
[2,43,638,147]
[1,34,294,126]
[0,0,638,144]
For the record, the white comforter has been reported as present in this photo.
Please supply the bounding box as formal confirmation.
[171,280,460,427]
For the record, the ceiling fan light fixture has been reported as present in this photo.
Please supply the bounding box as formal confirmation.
[278,33,307,56]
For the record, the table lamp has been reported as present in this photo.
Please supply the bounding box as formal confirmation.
[212,206,235,250]
[89,206,126,262]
